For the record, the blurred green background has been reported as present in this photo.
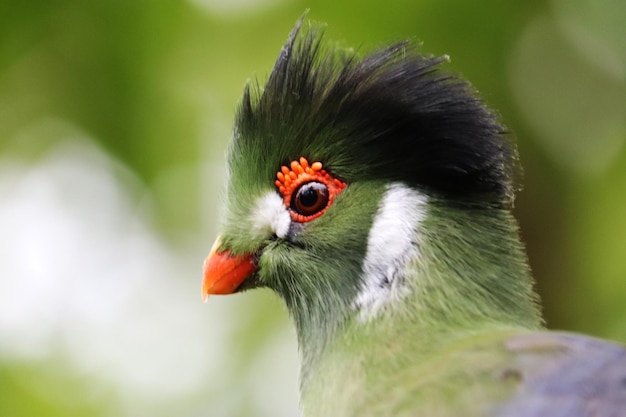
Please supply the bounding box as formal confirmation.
[0,0,624,416]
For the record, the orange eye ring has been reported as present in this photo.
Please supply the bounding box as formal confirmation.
[275,157,347,222]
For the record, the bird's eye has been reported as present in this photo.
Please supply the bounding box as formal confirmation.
[275,157,347,223]
[292,182,329,216]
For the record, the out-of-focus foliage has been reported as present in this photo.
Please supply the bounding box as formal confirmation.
[0,0,624,416]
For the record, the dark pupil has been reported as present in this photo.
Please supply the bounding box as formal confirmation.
[299,187,319,207]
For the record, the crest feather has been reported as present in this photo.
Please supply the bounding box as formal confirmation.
[235,18,518,207]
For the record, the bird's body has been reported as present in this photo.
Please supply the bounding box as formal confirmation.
[202,17,626,417]
[302,326,626,416]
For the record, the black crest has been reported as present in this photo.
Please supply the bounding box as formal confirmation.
[235,18,518,207]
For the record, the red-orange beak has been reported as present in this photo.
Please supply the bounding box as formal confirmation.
[202,236,257,302]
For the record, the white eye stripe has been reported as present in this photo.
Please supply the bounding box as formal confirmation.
[354,183,427,321]
[251,192,291,239]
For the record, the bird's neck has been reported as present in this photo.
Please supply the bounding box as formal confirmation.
[297,202,543,404]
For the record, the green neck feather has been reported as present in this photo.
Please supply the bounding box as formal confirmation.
[296,197,542,397]
[410,201,542,331]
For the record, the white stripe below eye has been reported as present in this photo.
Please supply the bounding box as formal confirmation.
[354,183,428,321]
[251,192,291,239]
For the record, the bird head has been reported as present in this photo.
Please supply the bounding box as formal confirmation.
[202,18,540,371]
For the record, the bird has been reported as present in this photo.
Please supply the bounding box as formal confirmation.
[201,16,626,417]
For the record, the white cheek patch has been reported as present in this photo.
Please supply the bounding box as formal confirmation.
[354,183,428,321]
[251,192,292,239]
